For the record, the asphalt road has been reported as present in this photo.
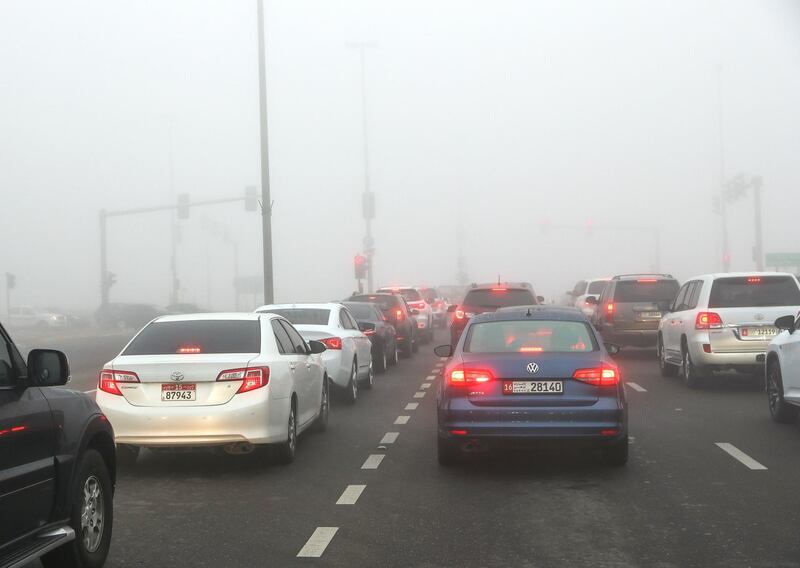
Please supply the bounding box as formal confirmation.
[21,328,800,567]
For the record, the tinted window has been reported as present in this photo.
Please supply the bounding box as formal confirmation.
[465,320,597,353]
[672,283,691,311]
[260,308,330,326]
[686,281,702,310]
[0,338,15,386]
[573,281,587,296]
[587,281,607,295]
[280,321,308,354]
[339,309,356,330]
[420,289,438,303]
[271,320,293,354]
[462,288,536,308]
[708,276,800,308]
[348,295,399,312]
[378,288,422,302]
[344,311,359,329]
[123,320,261,355]
[613,280,679,303]
[343,303,377,320]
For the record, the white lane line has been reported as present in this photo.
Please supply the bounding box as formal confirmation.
[83,389,97,394]
[425,375,436,381]
[297,527,339,557]
[336,485,366,505]
[361,454,385,470]
[626,382,647,392]
[380,432,399,444]
[440,357,448,361]
[420,383,432,389]
[405,403,419,410]
[394,415,410,425]
[413,391,426,399]
[715,443,767,470]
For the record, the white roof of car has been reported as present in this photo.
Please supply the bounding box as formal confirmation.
[689,271,798,281]
[255,303,342,312]
[154,312,269,323]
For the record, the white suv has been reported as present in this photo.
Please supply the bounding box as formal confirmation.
[766,311,800,423]
[657,272,800,387]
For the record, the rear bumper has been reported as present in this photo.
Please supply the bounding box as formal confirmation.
[689,341,767,371]
[97,389,289,446]
[322,350,350,388]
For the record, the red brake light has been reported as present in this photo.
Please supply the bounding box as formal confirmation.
[455,309,465,320]
[98,370,140,396]
[695,312,723,330]
[177,345,202,354]
[491,287,507,292]
[519,346,544,352]
[746,277,762,284]
[637,278,658,283]
[572,366,619,386]
[448,366,495,386]
[320,337,343,350]
[217,366,270,393]
[395,309,404,321]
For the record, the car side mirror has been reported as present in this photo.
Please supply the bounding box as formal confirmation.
[775,315,796,333]
[27,349,70,386]
[536,296,545,304]
[447,305,457,313]
[585,296,598,306]
[308,340,327,354]
[410,309,419,316]
[434,345,453,358]
[604,343,621,355]
[359,322,376,333]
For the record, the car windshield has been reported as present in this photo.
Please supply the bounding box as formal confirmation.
[462,289,536,308]
[614,280,679,303]
[123,320,261,355]
[709,276,800,308]
[379,288,422,302]
[348,295,398,312]
[259,308,331,326]
[587,281,608,295]
[343,303,376,320]
[465,320,596,353]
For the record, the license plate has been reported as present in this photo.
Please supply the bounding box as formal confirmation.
[639,311,662,318]
[740,327,778,339]
[503,380,564,394]
[161,383,196,401]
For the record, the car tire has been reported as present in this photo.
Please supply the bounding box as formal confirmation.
[400,338,413,359]
[273,403,297,464]
[767,361,799,424]
[412,337,419,354]
[375,344,387,374]
[658,337,678,377]
[682,345,703,388]
[437,435,460,466]
[388,341,399,366]
[313,377,330,433]
[116,444,139,467]
[601,436,629,467]
[362,360,374,389]
[344,361,359,403]
[41,449,113,568]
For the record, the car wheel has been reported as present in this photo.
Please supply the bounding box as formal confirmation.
[41,449,113,568]
[375,344,387,374]
[116,444,139,467]
[389,341,399,366]
[767,361,799,424]
[345,361,359,403]
[313,377,330,432]
[437,435,460,466]
[658,337,678,377]
[601,436,629,467]
[412,336,419,354]
[274,403,297,464]
[682,346,703,388]
[362,360,374,389]
[400,338,413,359]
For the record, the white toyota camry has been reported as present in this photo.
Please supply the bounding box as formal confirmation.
[96,312,329,465]
[255,303,373,403]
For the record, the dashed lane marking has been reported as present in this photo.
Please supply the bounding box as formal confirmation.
[715,443,767,470]
[626,382,647,392]
[83,389,97,394]
[425,375,436,381]
[380,432,399,444]
[413,391,426,399]
[420,383,431,389]
[336,485,366,505]
[297,527,339,557]
[394,415,410,425]
[361,454,385,470]
[405,403,419,410]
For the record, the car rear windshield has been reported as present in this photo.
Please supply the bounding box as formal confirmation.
[462,288,536,309]
[587,281,608,294]
[343,303,376,320]
[379,288,422,302]
[259,309,330,326]
[465,320,597,353]
[123,320,261,355]
[613,280,679,303]
[708,276,800,308]
[420,289,438,303]
[349,295,399,312]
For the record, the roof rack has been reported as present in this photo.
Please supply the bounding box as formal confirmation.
[612,273,674,280]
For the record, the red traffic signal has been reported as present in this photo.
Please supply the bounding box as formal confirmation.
[354,255,367,279]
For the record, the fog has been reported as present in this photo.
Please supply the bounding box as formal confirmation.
[2,0,799,313]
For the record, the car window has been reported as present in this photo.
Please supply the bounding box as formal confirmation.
[344,310,359,329]
[672,283,690,311]
[0,338,15,386]
[573,281,587,296]
[348,294,398,313]
[462,288,536,308]
[708,276,800,308]
[614,280,680,304]
[260,308,330,326]
[343,303,376,320]
[686,281,702,310]
[465,320,597,353]
[280,320,309,354]
[271,319,293,354]
[587,281,607,295]
[339,309,355,330]
[123,320,261,355]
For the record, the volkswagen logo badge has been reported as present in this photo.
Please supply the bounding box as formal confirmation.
[526,362,540,374]
[170,371,184,382]
[754,313,765,321]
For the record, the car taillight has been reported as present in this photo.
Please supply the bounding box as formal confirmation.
[448,365,495,386]
[695,312,723,330]
[98,370,140,396]
[605,303,615,320]
[320,337,343,350]
[217,366,270,393]
[572,366,619,386]
[395,309,404,321]
[409,301,426,310]
[455,309,465,320]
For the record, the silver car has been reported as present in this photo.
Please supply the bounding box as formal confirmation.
[657,272,800,387]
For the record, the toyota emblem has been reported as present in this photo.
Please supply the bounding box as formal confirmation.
[170,371,184,382]
[526,362,540,374]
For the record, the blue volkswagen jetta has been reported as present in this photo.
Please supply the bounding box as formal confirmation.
[435,306,628,466]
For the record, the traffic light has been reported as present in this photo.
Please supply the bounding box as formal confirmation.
[354,255,367,279]
[245,186,258,212]
[5,273,15,290]
[177,194,190,219]
[105,272,117,289]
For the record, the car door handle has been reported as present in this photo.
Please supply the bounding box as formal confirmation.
[289,363,296,371]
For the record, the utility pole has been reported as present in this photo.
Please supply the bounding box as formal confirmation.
[99,209,109,307]
[256,0,274,304]
[348,41,378,292]
[716,64,731,272]
[753,176,764,271]
[168,119,179,305]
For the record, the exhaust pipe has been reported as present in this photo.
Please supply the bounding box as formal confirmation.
[460,439,487,453]
[223,442,254,455]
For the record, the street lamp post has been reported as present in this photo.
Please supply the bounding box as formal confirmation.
[256,0,274,304]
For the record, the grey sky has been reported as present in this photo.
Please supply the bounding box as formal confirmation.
[1,0,799,310]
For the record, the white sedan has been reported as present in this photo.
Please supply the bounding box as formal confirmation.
[255,303,373,403]
[96,313,329,465]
